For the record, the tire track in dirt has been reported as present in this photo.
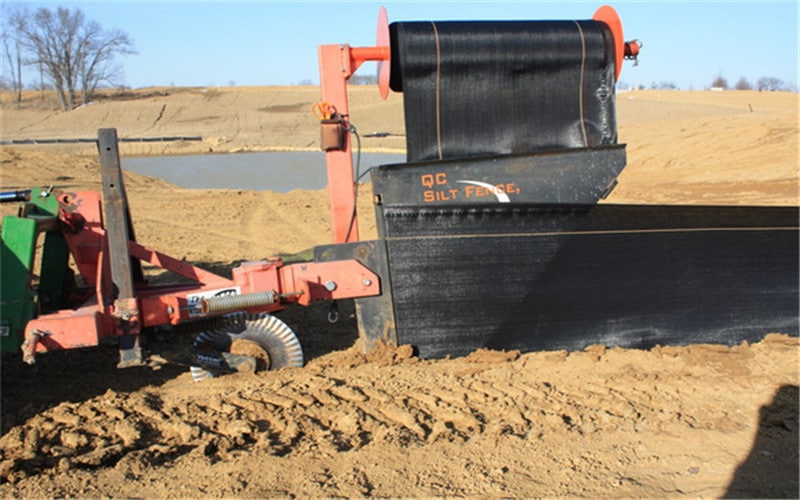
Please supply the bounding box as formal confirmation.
[15,112,59,134]
[6,338,795,484]
[153,104,167,126]
[240,190,332,256]
[0,339,797,498]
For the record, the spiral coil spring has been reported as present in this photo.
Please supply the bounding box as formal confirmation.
[201,291,277,314]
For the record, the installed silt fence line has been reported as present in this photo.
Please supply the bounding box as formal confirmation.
[0,136,203,145]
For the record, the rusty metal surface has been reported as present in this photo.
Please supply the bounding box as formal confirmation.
[97,128,144,366]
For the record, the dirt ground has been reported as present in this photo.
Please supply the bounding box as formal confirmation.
[0,87,798,498]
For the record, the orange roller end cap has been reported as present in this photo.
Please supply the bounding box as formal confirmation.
[376,6,391,99]
[593,5,625,81]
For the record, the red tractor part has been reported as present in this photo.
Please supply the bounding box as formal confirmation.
[18,129,379,368]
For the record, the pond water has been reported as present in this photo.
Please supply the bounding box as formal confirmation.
[122,151,406,193]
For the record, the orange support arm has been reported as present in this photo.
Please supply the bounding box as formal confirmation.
[317,9,391,244]
[318,44,359,244]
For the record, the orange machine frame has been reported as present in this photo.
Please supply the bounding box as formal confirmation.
[21,6,641,365]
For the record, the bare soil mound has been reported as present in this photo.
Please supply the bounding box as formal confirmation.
[1,331,797,497]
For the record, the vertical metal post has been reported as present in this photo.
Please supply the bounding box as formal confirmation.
[318,44,359,244]
[97,128,144,367]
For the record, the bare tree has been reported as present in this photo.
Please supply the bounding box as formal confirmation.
[76,21,135,105]
[711,73,729,90]
[650,81,678,90]
[350,74,378,85]
[1,7,27,107]
[756,77,785,92]
[20,6,135,111]
[20,7,79,110]
[734,76,753,90]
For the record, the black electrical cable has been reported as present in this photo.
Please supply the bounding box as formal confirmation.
[344,122,362,243]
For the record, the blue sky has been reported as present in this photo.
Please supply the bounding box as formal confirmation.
[3,1,798,90]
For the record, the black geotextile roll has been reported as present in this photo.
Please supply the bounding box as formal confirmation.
[389,20,617,162]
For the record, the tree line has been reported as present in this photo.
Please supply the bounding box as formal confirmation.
[613,72,793,92]
[1,6,135,111]
[711,74,789,92]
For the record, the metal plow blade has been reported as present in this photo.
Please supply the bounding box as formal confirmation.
[191,312,303,382]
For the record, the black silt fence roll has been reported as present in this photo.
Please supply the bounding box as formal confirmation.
[389,20,617,162]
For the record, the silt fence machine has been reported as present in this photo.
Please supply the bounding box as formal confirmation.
[2,5,797,379]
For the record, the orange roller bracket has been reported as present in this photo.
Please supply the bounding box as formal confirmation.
[593,5,625,81]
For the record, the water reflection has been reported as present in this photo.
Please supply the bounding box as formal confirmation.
[122,151,406,193]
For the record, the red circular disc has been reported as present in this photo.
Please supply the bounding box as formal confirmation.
[593,5,624,82]
[376,6,391,99]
